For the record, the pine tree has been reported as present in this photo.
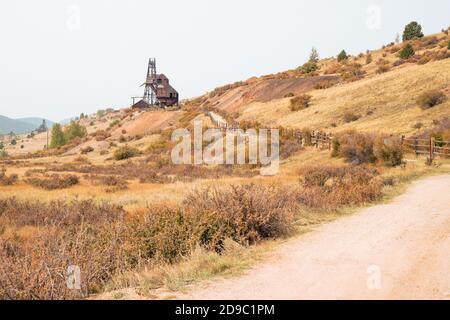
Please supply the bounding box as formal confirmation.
[50,123,66,148]
[298,48,320,74]
[309,47,319,63]
[64,121,87,142]
[399,44,415,59]
[402,21,424,41]
[337,50,348,62]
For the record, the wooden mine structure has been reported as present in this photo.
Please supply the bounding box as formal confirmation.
[132,58,179,108]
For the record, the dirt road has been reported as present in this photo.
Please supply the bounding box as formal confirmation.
[182,175,450,300]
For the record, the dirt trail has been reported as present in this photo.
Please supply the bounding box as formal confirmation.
[181,175,450,300]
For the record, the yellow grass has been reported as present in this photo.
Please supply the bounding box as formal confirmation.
[238,58,450,135]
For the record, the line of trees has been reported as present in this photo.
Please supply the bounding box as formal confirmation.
[300,21,428,69]
[50,121,87,148]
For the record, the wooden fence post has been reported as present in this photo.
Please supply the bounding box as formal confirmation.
[414,138,418,156]
[430,136,434,162]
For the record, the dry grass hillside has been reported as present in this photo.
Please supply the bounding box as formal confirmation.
[239,58,450,134]
[186,31,450,136]
[1,29,450,300]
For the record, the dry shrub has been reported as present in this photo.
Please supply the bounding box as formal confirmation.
[278,127,303,159]
[414,117,450,144]
[93,130,111,141]
[290,94,311,111]
[418,36,439,49]
[332,131,376,164]
[124,184,295,263]
[314,80,338,90]
[0,198,123,228]
[113,146,141,161]
[297,165,383,209]
[323,62,342,75]
[339,62,366,82]
[25,174,79,190]
[332,132,403,167]
[376,59,391,73]
[0,199,125,299]
[45,160,255,184]
[417,90,447,109]
[0,169,18,186]
[343,112,361,123]
[87,174,129,192]
[72,155,90,164]
[80,146,94,154]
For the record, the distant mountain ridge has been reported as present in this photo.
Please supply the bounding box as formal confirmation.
[0,115,55,135]
[16,117,55,129]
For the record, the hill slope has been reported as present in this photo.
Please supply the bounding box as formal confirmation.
[16,117,55,129]
[186,31,450,136]
[0,115,36,134]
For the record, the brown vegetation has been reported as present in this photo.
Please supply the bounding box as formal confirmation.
[25,174,80,190]
[332,131,403,166]
[113,146,141,161]
[297,165,383,209]
[0,169,18,186]
[290,94,312,111]
[417,90,447,109]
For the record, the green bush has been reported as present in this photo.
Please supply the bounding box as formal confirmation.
[298,61,318,74]
[113,145,140,160]
[50,124,66,148]
[337,50,348,62]
[298,48,320,74]
[399,44,415,59]
[374,136,403,167]
[448,41,450,50]
[109,119,121,128]
[402,21,424,41]
[417,90,447,109]
[64,121,87,142]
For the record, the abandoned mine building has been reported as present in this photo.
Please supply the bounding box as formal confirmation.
[132,58,179,109]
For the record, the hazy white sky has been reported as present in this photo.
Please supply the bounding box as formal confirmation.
[0,0,449,121]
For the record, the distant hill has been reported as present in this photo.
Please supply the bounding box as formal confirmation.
[17,117,55,129]
[0,116,55,135]
[0,115,35,134]
[59,117,78,125]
